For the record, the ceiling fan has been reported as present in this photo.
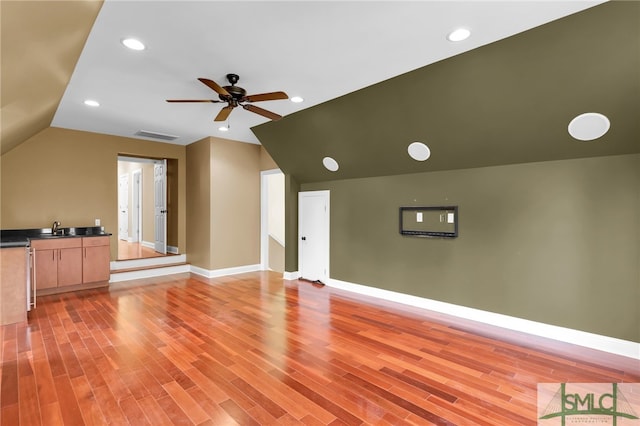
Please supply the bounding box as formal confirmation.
[166,73,288,122]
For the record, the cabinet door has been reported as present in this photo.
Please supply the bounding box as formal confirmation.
[83,245,110,283]
[57,248,83,287]
[35,249,58,289]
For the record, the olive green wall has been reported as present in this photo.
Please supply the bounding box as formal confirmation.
[302,154,639,342]
[284,174,300,272]
[0,127,186,260]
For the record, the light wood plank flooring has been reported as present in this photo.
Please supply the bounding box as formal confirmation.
[1,272,637,425]
[117,240,174,261]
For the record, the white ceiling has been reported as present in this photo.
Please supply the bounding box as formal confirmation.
[51,0,604,146]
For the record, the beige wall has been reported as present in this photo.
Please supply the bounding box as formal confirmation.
[211,138,261,269]
[1,127,186,260]
[302,154,640,342]
[260,145,278,171]
[268,236,285,273]
[186,138,212,269]
[186,137,263,271]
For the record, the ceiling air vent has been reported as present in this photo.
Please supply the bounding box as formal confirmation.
[134,130,179,141]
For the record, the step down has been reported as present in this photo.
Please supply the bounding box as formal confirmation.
[110,255,189,283]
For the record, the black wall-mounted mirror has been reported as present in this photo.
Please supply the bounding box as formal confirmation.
[399,206,458,238]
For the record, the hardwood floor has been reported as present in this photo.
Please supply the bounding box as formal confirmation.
[117,240,175,261]
[1,272,637,425]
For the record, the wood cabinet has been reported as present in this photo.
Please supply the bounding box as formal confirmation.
[82,236,110,283]
[32,236,110,292]
[32,238,83,289]
[0,247,28,325]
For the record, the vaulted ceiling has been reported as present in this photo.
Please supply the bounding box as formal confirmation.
[2,1,638,183]
[254,1,640,182]
[0,0,102,155]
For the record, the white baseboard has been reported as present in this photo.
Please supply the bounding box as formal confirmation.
[110,264,190,283]
[328,278,640,360]
[167,245,179,254]
[141,240,154,249]
[190,263,262,279]
[283,271,300,280]
[110,254,187,271]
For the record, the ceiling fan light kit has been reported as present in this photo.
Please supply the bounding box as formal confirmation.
[167,73,288,122]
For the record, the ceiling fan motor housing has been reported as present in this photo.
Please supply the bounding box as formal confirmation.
[223,85,247,101]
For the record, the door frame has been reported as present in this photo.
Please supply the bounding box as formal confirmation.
[118,173,129,241]
[131,168,142,243]
[298,190,330,283]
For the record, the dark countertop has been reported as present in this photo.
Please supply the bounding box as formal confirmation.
[0,227,112,248]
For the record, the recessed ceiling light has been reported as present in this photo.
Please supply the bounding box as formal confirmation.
[218,125,229,132]
[408,142,431,161]
[291,96,304,103]
[447,28,471,42]
[568,112,610,141]
[83,99,100,107]
[121,38,145,51]
[322,157,339,172]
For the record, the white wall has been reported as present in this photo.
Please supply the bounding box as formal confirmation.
[267,172,285,246]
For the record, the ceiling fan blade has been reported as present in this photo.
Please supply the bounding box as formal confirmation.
[198,78,231,97]
[244,91,289,103]
[166,99,223,103]
[214,106,234,121]
[242,104,282,121]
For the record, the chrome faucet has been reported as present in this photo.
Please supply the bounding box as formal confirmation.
[52,221,61,235]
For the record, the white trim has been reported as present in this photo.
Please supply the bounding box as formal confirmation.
[190,263,262,279]
[109,264,190,283]
[118,156,161,165]
[283,271,300,280]
[328,278,640,360]
[167,245,179,254]
[131,168,142,243]
[110,254,187,271]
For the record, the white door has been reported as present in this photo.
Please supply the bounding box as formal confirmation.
[118,174,129,241]
[154,160,167,254]
[298,190,330,283]
[131,169,142,243]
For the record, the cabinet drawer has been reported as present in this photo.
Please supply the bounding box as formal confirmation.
[82,236,110,247]
[31,238,82,250]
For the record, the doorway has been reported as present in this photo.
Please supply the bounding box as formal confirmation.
[117,156,175,261]
[261,169,285,272]
[298,190,330,283]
